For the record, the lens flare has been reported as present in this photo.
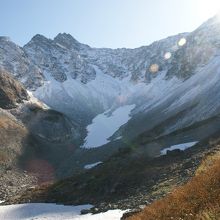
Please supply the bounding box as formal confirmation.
[178,38,187,47]
[149,64,159,73]
[164,52,172,60]
[116,95,128,104]
[25,159,55,183]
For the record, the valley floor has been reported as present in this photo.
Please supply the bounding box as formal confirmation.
[1,133,220,220]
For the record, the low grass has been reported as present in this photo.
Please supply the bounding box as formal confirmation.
[128,148,220,220]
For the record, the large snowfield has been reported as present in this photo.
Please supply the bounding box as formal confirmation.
[0,203,126,220]
[82,104,135,148]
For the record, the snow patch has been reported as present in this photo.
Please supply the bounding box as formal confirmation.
[0,203,126,220]
[114,136,122,141]
[160,141,198,155]
[55,43,67,50]
[82,104,135,149]
[84,162,103,169]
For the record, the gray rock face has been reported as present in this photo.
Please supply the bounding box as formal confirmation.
[0,37,44,90]
[24,34,96,84]
[0,32,188,91]
[167,16,220,79]
[23,32,187,85]
[21,107,79,143]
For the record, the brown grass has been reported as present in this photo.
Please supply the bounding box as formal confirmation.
[128,150,220,220]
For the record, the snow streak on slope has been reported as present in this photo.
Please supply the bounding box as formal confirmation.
[0,203,126,220]
[34,65,180,121]
[82,104,136,148]
[34,67,139,121]
[84,162,103,169]
[160,141,198,155]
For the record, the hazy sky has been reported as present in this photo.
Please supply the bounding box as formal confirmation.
[0,0,219,48]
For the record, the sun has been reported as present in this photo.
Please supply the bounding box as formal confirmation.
[196,0,220,21]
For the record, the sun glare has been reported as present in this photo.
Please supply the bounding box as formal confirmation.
[196,0,220,21]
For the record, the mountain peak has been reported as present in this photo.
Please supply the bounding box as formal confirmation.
[54,33,81,50]
[196,14,220,31]
[0,36,11,42]
[54,33,77,41]
[31,34,49,41]
[27,34,52,47]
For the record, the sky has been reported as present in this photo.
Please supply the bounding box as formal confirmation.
[0,0,220,48]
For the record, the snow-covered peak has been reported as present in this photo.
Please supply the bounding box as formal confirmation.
[30,34,50,43]
[23,31,189,86]
[54,33,88,51]
[0,36,44,90]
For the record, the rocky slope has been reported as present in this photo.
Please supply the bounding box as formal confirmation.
[0,70,81,201]
[0,70,36,201]
[125,143,220,220]
[8,126,220,215]
[0,69,29,109]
